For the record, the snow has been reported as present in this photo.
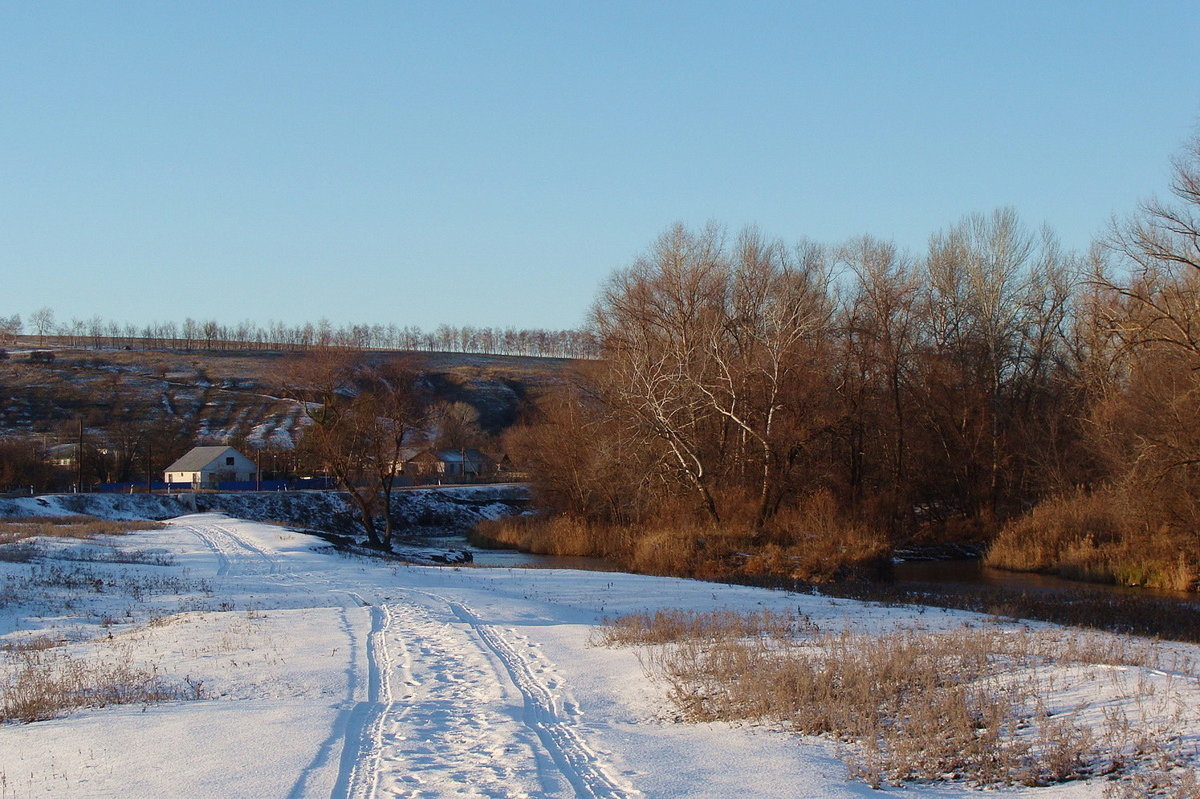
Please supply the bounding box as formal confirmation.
[0,513,1196,798]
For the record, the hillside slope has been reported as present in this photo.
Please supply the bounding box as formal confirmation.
[0,346,573,461]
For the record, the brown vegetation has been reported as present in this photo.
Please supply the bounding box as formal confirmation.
[283,350,433,548]
[0,648,200,723]
[596,609,1197,790]
[497,136,1200,592]
[473,491,888,582]
[0,516,165,545]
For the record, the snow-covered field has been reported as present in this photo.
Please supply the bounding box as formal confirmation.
[1,514,1197,798]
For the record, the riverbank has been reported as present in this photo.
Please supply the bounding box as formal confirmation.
[0,485,529,537]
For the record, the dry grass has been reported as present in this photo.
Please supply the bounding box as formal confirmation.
[0,647,203,723]
[471,514,624,558]
[0,517,165,545]
[597,609,1198,789]
[592,608,818,647]
[987,490,1199,592]
[473,492,888,583]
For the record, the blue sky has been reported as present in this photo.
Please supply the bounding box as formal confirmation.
[2,2,1197,332]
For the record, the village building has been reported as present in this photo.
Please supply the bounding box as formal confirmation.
[400,448,494,481]
[164,445,257,488]
[43,442,112,468]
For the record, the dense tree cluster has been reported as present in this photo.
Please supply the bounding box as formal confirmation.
[505,138,1200,589]
[513,213,1076,532]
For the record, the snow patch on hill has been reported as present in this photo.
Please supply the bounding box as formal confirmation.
[0,485,529,538]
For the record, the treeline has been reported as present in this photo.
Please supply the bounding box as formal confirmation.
[6,312,596,360]
[486,137,1200,592]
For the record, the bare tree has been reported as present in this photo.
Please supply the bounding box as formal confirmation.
[0,313,20,346]
[285,350,428,548]
[838,236,920,530]
[30,307,55,346]
[590,223,838,527]
[1100,135,1200,361]
[916,209,1074,517]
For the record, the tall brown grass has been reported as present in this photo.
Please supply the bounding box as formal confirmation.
[986,489,1198,592]
[472,491,888,582]
[0,516,165,545]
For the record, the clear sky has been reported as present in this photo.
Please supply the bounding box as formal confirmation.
[2,1,1198,332]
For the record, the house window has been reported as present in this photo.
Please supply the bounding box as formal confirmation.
[226,457,234,466]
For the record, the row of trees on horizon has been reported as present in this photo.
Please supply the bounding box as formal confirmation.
[0,312,596,360]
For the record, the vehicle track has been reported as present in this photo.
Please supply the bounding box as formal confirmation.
[187,520,276,576]
[338,603,399,799]
[444,600,637,799]
[188,524,234,576]
[210,520,279,573]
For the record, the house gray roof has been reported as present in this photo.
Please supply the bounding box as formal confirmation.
[164,446,247,473]
[401,448,488,463]
[435,449,487,463]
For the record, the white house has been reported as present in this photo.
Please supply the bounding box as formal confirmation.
[164,446,257,488]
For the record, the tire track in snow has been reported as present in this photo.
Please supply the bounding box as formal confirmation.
[287,605,361,799]
[338,604,398,796]
[188,524,233,576]
[187,521,276,576]
[334,602,411,799]
[209,521,279,573]
[444,599,638,799]
[341,597,551,798]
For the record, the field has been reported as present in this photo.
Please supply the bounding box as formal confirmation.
[0,512,1197,797]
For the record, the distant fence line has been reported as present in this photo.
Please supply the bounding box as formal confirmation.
[91,474,515,494]
[96,478,336,493]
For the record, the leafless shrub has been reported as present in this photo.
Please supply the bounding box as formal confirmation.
[0,649,201,723]
[598,610,1197,789]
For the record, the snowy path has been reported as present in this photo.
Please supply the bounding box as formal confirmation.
[180,515,635,797]
[189,519,280,575]
[330,592,637,799]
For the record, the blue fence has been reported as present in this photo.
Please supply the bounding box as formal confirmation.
[95,477,338,493]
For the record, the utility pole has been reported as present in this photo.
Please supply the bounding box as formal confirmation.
[76,417,83,493]
[146,439,153,494]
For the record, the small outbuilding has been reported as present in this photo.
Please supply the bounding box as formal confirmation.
[164,445,258,488]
